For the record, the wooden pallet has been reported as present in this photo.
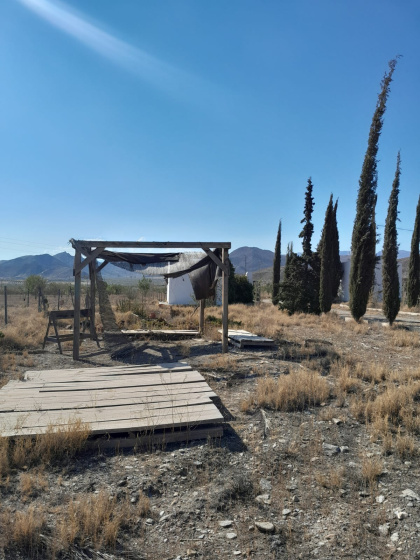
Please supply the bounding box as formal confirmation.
[120,329,200,338]
[218,329,275,349]
[0,363,223,443]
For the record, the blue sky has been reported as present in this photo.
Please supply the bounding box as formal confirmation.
[1,0,420,259]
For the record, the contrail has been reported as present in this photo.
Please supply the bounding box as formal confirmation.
[17,0,222,105]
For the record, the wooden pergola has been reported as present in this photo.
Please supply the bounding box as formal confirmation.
[70,240,231,361]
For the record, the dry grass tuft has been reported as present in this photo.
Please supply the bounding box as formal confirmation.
[315,466,345,490]
[360,455,384,487]
[9,418,90,469]
[254,369,330,411]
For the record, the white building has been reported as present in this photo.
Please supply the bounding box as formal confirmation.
[340,257,403,303]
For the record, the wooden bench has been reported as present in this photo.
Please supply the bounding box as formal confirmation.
[43,309,99,354]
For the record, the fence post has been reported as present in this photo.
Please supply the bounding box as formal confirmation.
[58,289,61,311]
[38,288,42,312]
[4,286,7,325]
[27,288,29,307]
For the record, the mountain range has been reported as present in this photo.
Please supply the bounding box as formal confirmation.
[0,247,412,282]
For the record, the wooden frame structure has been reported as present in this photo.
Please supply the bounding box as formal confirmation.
[70,240,231,360]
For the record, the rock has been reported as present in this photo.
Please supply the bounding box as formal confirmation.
[322,443,340,456]
[255,494,271,505]
[394,509,408,520]
[145,518,154,525]
[219,520,233,528]
[375,495,385,504]
[378,523,389,536]
[255,521,275,534]
[233,552,242,556]
[359,491,370,497]
[259,478,272,492]
[226,532,237,540]
[282,509,291,516]
[401,489,420,501]
[390,532,399,543]
[332,418,342,425]
[340,446,349,453]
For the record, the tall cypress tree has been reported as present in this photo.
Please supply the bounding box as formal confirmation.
[299,178,315,258]
[349,58,398,321]
[332,199,342,299]
[382,152,401,325]
[406,195,420,307]
[319,195,335,313]
[272,221,281,305]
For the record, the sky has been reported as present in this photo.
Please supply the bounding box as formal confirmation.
[1,0,420,260]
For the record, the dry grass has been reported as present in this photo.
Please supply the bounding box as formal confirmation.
[360,455,384,487]
[315,466,345,490]
[2,419,90,472]
[0,308,46,350]
[201,353,241,371]
[390,329,420,348]
[254,369,330,411]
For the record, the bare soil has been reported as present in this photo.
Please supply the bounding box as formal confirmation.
[1,304,420,559]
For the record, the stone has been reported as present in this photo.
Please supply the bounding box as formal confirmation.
[255,521,275,534]
[255,494,271,505]
[322,443,340,456]
[226,532,237,540]
[378,523,389,536]
[340,446,349,453]
[282,509,291,516]
[219,520,233,528]
[394,509,408,520]
[401,489,420,501]
[145,518,154,525]
[390,532,399,543]
[375,495,385,504]
[259,478,272,492]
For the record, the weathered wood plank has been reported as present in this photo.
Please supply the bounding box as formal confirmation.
[70,240,231,249]
[1,404,223,437]
[87,425,223,451]
[0,389,217,412]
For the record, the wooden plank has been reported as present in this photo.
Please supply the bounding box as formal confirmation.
[120,329,199,336]
[86,425,223,451]
[23,365,194,382]
[202,248,228,273]
[48,309,90,320]
[3,371,204,392]
[24,362,191,379]
[0,397,216,427]
[0,381,214,402]
[199,299,205,335]
[0,389,218,412]
[75,247,104,275]
[2,407,224,437]
[1,403,224,437]
[70,240,231,249]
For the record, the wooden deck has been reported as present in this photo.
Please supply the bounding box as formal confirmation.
[0,363,223,443]
[219,329,275,349]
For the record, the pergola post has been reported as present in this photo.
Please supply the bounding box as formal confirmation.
[221,248,229,353]
[199,299,205,335]
[89,259,96,342]
[73,247,82,360]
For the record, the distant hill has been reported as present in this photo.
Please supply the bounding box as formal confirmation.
[230,247,277,275]
[0,252,141,281]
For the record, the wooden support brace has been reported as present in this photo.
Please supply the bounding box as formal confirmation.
[203,248,229,274]
[74,246,104,275]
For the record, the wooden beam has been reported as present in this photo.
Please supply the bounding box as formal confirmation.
[74,247,104,275]
[199,299,205,335]
[221,248,229,353]
[96,260,108,273]
[202,248,228,273]
[70,239,231,249]
[73,248,82,361]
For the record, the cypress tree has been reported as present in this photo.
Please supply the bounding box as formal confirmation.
[272,221,282,305]
[332,199,342,299]
[406,195,420,307]
[299,178,315,258]
[382,152,401,325]
[319,195,335,313]
[349,58,398,321]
